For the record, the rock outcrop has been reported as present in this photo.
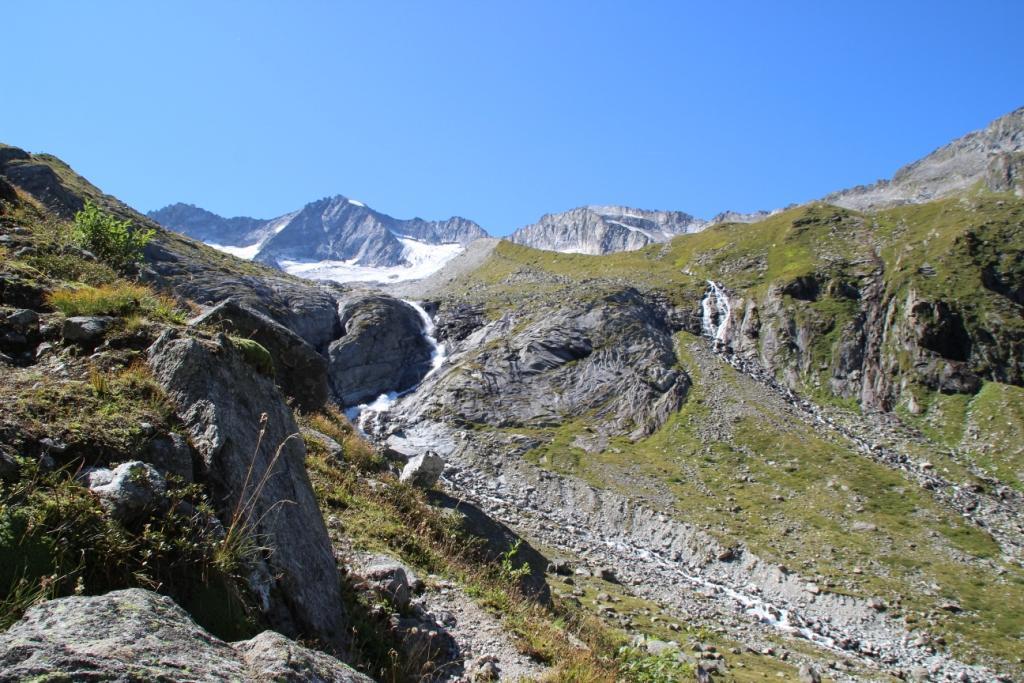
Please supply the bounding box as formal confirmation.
[190,298,330,411]
[148,330,347,650]
[0,588,372,682]
[394,288,688,448]
[328,295,435,406]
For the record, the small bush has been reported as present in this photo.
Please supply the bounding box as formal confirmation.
[47,282,185,323]
[73,201,155,268]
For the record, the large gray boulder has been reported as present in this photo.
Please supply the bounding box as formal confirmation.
[190,297,330,411]
[148,329,346,651]
[327,295,435,406]
[0,588,372,682]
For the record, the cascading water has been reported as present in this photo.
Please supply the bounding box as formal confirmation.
[344,300,447,431]
[701,280,731,346]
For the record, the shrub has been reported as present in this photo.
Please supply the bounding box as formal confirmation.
[229,337,274,377]
[47,282,185,323]
[73,201,154,268]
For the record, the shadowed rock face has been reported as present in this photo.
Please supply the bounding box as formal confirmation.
[328,295,435,406]
[147,330,347,651]
[0,588,372,682]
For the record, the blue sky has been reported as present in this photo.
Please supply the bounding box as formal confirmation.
[4,1,1022,234]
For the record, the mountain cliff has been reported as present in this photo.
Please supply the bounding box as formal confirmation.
[508,205,706,254]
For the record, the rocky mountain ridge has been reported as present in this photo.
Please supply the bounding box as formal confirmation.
[825,106,1024,210]
[149,195,489,269]
[509,204,707,254]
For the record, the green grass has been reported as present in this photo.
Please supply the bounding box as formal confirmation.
[47,282,186,323]
[0,458,257,640]
[513,333,1024,672]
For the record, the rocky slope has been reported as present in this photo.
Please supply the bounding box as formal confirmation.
[149,195,489,269]
[825,107,1024,210]
[509,205,706,254]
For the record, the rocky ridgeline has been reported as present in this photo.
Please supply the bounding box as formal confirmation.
[825,107,1024,210]
[149,196,488,268]
[509,205,706,255]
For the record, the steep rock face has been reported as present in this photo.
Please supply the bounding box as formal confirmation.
[715,268,1022,411]
[394,289,688,449]
[826,107,1024,210]
[0,588,371,682]
[189,298,330,411]
[509,205,705,254]
[147,330,347,650]
[327,296,435,406]
[148,202,271,247]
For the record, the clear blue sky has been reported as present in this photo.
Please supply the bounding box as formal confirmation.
[4,1,1022,234]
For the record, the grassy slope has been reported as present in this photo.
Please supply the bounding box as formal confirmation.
[440,191,1024,673]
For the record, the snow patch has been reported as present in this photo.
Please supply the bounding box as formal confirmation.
[207,242,262,259]
[278,238,463,284]
[348,199,365,207]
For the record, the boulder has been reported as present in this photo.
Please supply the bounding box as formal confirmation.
[400,451,445,488]
[88,461,168,524]
[190,298,329,411]
[6,308,39,333]
[302,427,345,461]
[358,557,416,612]
[327,295,434,406]
[143,432,195,483]
[233,631,374,682]
[61,315,114,345]
[0,588,372,682]
[799,663,822,683]
[148,329,346,650]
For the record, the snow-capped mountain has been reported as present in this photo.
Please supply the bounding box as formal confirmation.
[147,196,488,284]
[508,205,706,255]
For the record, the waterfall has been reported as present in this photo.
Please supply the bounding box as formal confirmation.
[701,280,732,346]
[344,300,447,430]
